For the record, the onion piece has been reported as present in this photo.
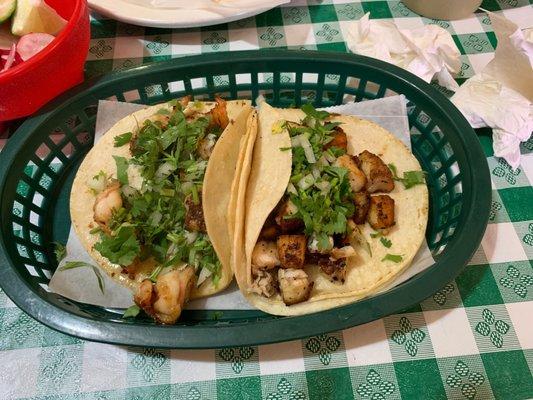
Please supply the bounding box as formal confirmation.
[315,180,331,193]
[196,267,212,287]
[297,174,314,190]
[184,230,198,245]
[287,182,297,195]
[16,33,55,61]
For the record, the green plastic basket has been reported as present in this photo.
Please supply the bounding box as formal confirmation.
[0,51,490,348]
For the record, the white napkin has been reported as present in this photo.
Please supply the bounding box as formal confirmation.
[451,13,533,170]
[346,13,461,91]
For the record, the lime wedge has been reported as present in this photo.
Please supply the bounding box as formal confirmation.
[0,0,16,23]
[11,0,67,36]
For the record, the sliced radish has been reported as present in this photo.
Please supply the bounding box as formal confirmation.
[1,43,16,71]
[16,32,54,61]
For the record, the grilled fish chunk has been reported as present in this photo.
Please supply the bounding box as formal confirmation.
[353,191,370,224]
[368,195,395,230]
[184,194,206,232]
[278,268,313,305]
[275,199,304,233]
[251,241,281,270]
[319,257,347,283]
[335,154,367,193]
[134,267,196,324]
[250,269,278,298]
[357,150,395,193]
[277,235,307,269]
[324,126,348,151]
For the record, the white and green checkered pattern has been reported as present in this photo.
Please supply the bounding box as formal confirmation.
[1,1,533,399]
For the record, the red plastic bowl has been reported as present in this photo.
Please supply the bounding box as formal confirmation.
[0,0,90,121]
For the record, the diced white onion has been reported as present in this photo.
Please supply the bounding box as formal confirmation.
[87,173,107,193]
[148,211,162,227]
[300,135,316,164]
[155,161,175,180]
[311,166,321,179]
[315,180,331,193]
[317,155,330,167]
[181,181,194,193]
[184,230,198,244]
[121,185,137,199]
[196,267,212,287]
[297,174,314,190]
[287,182,297,195]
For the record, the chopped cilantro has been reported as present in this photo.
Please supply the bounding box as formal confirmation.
[284,104,354,244]
[59,261,105,294]
[54,242,66,263]
[114,132,132,147]
[380,237,392,248]
[388,163,426,189]
[113,156,129,185]
[123,304,141,318]
[93,225,140,266]
[381,254,403,263]
[94,101,222,285]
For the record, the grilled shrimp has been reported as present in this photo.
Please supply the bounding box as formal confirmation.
[134,266,196,324]
[93,181,122,231]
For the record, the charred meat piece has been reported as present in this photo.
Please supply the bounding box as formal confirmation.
[93,181,122,233]
[368,195,395,230]
[277,235,307,269]
[184,194,206,232]
[353,191,370,224]
[275,199,304,233]
[319,257,347,283]
[250,269,278,298]
[278,268,313,305]
[208,97,230,130]
[357,150,395,193]
[251,241,281,271]
[260,211,280,240]
[324,126,348,151]
[335,154,367,193]
[134,267,196,324]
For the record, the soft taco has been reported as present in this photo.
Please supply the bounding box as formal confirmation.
[232,102,428,316]
[70,97,254,323]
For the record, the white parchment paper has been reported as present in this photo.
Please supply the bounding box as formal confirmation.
[49,96,434,310]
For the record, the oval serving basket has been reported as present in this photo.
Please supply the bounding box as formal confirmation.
[0,51,490,348]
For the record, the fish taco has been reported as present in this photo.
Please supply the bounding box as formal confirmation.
[233,102,428,316]
[70,97,254,323]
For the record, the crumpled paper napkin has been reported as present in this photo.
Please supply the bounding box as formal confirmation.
[451,12,533,169]
[346,13,461,91]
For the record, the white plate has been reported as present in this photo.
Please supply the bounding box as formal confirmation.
[88,0,283,29]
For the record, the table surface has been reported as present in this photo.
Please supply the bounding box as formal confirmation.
[1,1,533,399]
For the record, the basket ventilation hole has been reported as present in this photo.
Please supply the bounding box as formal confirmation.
[302,72,318,84]
[235,73,252,84]
[36,143,52,161]
[190,78,206,90]
[169,80,185,93]
[29,211,40,226]
[24,264,40,277]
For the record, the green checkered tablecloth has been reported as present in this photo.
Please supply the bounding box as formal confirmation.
[1,1,533,399]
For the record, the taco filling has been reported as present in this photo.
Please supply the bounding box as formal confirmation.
[247,104,422,307]
[80,97,243,323]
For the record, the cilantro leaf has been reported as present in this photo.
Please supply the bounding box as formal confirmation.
[402,170,426,189]
[54,242,66,263]
[381,254,403,263]
[380,237,392,248]
[59,261,105,294]
[301,103,330,121]
[114,132,132,147]
[94,225,140,266]
[123,304,141,318]
[388,163,426,189]
[113,156,129,185]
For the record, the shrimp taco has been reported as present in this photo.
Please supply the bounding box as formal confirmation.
[70,97,255,323]
[232,102,428,316]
